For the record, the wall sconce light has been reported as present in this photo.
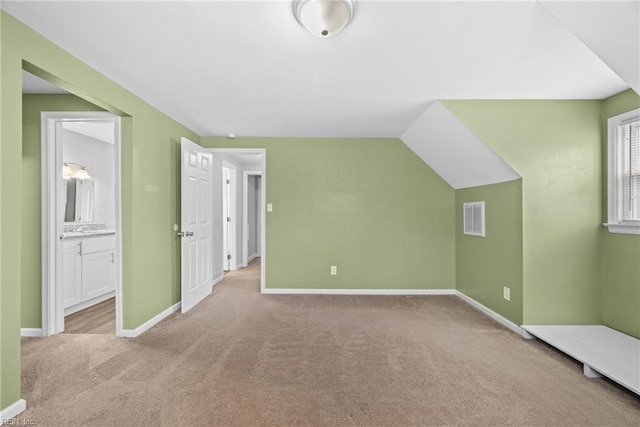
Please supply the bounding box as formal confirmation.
[62,163,73,180]
[293,0,354,38]
[63,162,92,180]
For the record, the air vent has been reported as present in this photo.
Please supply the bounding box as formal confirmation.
[463,201,485,237]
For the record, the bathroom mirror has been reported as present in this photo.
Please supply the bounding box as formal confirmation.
[64,178,94,223]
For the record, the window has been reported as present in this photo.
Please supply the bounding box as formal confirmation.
[463,201,485,237]
[606,108,640,235]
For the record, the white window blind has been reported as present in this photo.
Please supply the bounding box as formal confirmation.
[463,201,485,237]
[618,119,640,221]
[607,108,640,235]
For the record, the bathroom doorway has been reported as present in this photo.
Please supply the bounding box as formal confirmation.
[40,110,123,336]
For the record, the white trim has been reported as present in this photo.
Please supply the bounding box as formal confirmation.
[222,161,238,271]
[209,148,266,294]
[262,288,456,295]
[20,328,43,337]
[120,302,181,338]
[456,291,523,335]
[0,399,26,421]
[603,223,640,235]
[41,112,123,337]
[247,253,258,263]
[212,274,224,288]
[113,117,124,337]
[64,291,115,316]
[606,108,640,234]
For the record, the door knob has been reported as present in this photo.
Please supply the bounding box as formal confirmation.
[177,231,194,237]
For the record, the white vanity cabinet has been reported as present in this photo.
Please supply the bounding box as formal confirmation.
[63,235,115,314]
[81,236,115,300]
[62,240,82,308]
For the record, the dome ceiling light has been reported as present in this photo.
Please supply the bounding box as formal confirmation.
[293,0,354,38]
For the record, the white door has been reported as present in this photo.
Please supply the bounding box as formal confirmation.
[181,137,214,313]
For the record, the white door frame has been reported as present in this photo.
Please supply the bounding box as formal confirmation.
[41,112,123,336]
[242,170,262,267]
[222,161,237,271]
[210,148,266,292]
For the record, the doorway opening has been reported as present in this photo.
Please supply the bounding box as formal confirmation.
[41,112,122,336]
[178,142,266,313]
[211,149,266,292]
[243,172,262,267]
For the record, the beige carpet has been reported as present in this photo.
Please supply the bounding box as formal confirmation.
[19,259,640,426]
[64,297,115,335]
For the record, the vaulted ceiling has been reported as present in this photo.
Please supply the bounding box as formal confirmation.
[5,0,637,139]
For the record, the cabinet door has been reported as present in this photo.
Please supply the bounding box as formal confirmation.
[62,240,82,308]
[81,250,115,300]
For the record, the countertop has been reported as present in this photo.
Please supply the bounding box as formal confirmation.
[62,229,116,240]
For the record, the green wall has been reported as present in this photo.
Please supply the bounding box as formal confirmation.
[444,101,603,325]
[1,11,199,410]
[21,95,104,328]
[601,89,640,339]
[202,137,456,290]
[2,4,639,416]
[456,180,523,325]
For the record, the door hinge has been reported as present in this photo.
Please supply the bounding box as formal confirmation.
[227,217,231,222]
[226,179,230,184]
[227,254,232,260]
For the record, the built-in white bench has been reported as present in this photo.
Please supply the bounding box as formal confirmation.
[522,325,639,395]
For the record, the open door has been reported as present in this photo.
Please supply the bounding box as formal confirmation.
[180,137,214,313]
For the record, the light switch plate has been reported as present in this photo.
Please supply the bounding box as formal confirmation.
[267,203,273,212]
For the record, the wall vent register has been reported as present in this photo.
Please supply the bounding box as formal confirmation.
[463,201,485,237]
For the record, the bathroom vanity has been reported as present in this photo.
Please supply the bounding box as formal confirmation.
[62,223,116,315]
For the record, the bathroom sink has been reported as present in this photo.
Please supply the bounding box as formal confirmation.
[80,229,114,235]
[62,229,115,240]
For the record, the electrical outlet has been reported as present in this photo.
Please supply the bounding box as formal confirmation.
[330,265,337,276]
[503,286,510,301]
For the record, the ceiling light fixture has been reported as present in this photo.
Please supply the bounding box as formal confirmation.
[293,0,354,38]
[63,162,92,180]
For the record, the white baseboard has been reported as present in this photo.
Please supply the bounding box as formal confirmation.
[262,288,456,295]
[0,399,26,421]
[65,291,115,316]
[212,274,224,287]
[456,291,523,335]
[120,302,181,338]
[248,253,258,263]
[20,328,43,337]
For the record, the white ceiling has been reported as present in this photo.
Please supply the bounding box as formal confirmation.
[401,101,521,189]
[230,153,263,166]
[63,122,115,145]
[5,0,634,139]
[540,0,640,95]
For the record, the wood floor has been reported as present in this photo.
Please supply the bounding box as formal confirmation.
[64,297,115,334]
